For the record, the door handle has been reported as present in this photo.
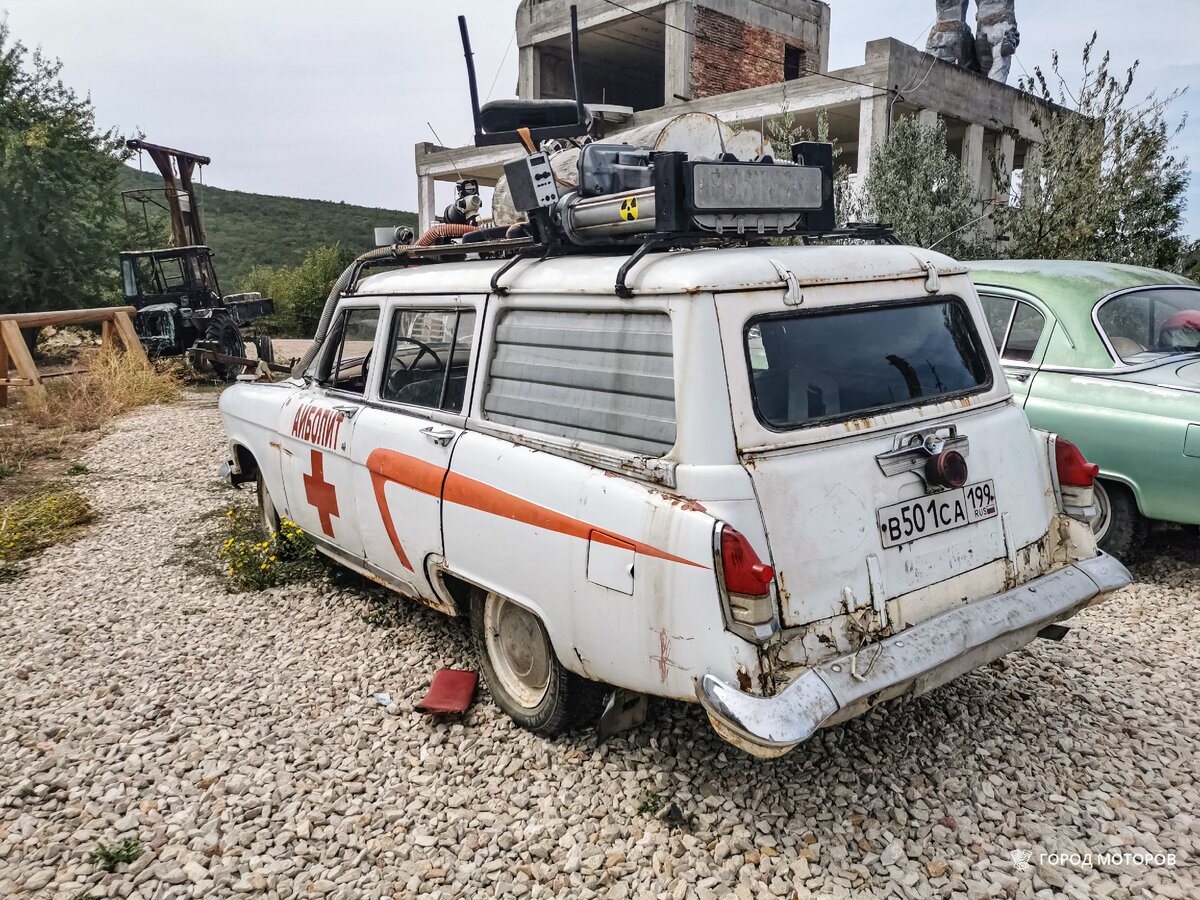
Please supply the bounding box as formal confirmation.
[1008,370,1032,383]
[420,426,457,447]
[333,405,361,418]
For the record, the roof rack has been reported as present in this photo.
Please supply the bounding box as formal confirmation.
[375,8,898,298]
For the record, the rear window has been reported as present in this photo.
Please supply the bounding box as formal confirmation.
[746,297,992,429]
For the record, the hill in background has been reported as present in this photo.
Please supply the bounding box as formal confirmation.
[117,167,416,289]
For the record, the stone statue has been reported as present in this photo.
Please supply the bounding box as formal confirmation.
[924,0,1019,84]
[974,0,1020,83]
[926,0,977,70]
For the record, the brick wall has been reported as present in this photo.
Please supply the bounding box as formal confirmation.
[690,7,816,99]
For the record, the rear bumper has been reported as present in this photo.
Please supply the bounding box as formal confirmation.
[695,553,1130,758]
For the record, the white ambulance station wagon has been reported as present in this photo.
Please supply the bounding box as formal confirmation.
[218,243,1131,757]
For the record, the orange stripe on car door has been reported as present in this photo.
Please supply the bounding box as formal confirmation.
[365,447,706,571]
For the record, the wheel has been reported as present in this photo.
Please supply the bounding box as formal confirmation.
[254,334,275,365]
[1090,479,1146,558]
[470,591,599,736]
[205,317,245,381]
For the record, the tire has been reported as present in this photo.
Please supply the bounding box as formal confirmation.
[470,591,598,737]
[254,334,275,365]
[1090,479,1146,559]
[205,317,245,381]
[256,473,282,541]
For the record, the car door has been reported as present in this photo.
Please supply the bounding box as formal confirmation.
[978,291,1053,406]
[351,299,481,600]
[278,302,382,562]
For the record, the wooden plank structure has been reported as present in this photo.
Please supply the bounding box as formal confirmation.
[0,306,147,408]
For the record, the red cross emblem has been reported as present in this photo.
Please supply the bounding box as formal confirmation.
[303,449,339,537]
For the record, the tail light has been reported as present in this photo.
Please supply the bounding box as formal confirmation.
[1055,438,1099,487]
[1051,436,1100,523]
[716,525,778,640]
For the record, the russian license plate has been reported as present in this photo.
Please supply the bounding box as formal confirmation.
[877,480,998,548]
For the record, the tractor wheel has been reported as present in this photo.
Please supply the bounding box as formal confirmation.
[254,334,275,365]
[205,318,246,382]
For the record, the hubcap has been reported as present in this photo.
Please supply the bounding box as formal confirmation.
[1090,480,1111,542]
[484,593,550,709]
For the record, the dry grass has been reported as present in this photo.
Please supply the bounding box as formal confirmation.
[0,485,94,577]
[24,349,182,431]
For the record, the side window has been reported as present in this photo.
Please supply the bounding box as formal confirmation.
[381,309,476,411]
[980,295,1016,352]
[321,307,381,395]
[1001,302,1047,362]
[159,257,186,291]
[483,309,676,456]
[1097,294,1154,354]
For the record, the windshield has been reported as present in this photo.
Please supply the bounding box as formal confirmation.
[746,297,992,429]
[1096,287,1200,362]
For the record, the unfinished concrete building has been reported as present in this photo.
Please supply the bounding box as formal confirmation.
[415,0,1045,230]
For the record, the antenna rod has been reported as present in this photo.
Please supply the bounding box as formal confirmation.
[458,16,483,142]
[568,5,586,129]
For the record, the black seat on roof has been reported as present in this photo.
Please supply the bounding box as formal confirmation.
[478,99,589,134]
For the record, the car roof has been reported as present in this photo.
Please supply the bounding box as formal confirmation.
[966,259,1195,305]
[353,244,965,298]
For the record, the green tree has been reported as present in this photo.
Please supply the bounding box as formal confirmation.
[0,21,128,314]
[857,117,983,259]
[242,243,355,337]
[991,35,1189,269]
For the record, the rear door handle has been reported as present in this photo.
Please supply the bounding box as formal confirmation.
[1006,370,1032,382]
[420,426,457,447]
[333,404,361,418]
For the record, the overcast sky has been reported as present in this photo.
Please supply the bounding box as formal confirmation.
[4,1,1198,233]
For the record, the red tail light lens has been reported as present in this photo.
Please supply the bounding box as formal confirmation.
[1055,438,1099,487]
[720,526,774,597]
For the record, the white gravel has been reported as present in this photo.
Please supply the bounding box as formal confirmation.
[1,393,1197,899]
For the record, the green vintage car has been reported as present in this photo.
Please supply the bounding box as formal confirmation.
[968,260,1200,556]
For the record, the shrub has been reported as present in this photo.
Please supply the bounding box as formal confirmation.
[241,243,356,338]
[87,838,142,872]
[0,486,94,572]
[25,348,180,430]
[217,505,320,591]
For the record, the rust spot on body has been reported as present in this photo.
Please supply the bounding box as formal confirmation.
[736,667,752,691]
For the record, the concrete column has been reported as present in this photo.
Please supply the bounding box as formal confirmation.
[1023,141,1043,174]
[918,108,940,129]
[856,93,890,180]
[418,174,437,234]
[817,4,831,73]
[663,1,693,102]
[961,123,985,199]
[995,132,1016,202]
[517,45,539,100]
[1019,141,1042,204]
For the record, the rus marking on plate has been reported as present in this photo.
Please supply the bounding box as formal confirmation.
[619,197,639,221]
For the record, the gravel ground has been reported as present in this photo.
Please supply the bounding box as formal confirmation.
[1,393,1197,900]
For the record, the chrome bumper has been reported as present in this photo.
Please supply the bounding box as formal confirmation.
[695,553,1131,758]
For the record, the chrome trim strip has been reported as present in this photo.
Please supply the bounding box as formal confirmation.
[1000,355,1200,377]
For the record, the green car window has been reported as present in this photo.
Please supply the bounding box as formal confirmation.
[981,295,1015,352]
[1097,287,1200,361]
[1003,302,1046,363]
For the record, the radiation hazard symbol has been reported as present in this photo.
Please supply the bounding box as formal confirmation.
[619,196,639,221]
